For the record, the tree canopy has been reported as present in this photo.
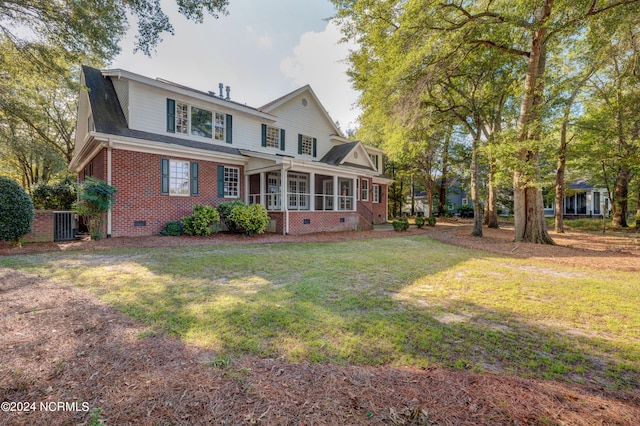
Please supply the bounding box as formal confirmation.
[332,0,640,241]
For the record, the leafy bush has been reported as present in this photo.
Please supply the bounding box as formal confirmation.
[426,216,436,226]
[458,204,474,218]
[392,217,409,231]
[0,176,34,241]
[228,203,270,235]
[183,205,220,236]
[31,178,76,210]
[73,177,116,240]
[160,220,184,236]
[415,216,426,228]
[216,199,245,233]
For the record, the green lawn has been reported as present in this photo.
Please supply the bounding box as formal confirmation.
[1,236,638,389]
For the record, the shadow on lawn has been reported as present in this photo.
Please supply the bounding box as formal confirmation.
[13,237,633,392]
[1,235,639,391]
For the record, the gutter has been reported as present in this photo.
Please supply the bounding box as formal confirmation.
[107,138,113,238]
[282,160,293,235]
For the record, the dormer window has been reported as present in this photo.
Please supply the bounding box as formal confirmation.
[167,98,232,143]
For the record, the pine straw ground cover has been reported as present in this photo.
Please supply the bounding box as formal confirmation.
[0,222,639,425]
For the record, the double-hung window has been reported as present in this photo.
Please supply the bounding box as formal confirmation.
[372,184,380,203]
[361,179,369,201]
[266,126,280,148]
[224,167,239,198]
[161,158,198,197]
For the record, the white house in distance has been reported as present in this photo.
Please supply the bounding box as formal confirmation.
[544,179,611,218]
[70,66,391,237]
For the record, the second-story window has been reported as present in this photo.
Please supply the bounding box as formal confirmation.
[167,98,228,142]
[266,126,280,148]
[191,106,212,138]
[300,135,313,155]
[176,102,188,134]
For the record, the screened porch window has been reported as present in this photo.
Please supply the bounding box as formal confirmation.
[338,178,354,210]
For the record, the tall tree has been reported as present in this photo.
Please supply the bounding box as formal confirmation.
[333,0,640,243]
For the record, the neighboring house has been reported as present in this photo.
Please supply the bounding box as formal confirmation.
[406,179,469,216]
[544,179,611,218]
[70,66,390,237]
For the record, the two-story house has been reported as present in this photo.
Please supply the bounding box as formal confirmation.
[70,66,390,237]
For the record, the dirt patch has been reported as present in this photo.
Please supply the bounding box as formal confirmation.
[1,222,639,425]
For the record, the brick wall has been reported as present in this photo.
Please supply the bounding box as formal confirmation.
[22,210,55,243]
[371,183,388,224]
[109,149,244,237]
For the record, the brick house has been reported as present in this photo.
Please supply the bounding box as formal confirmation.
[70,66,390,237]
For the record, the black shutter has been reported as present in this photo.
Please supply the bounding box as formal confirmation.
[217,165,225,198]
[280,129,285,151]
[161,158,170,194]
[261,124,267,147]
[226,114,233,144]
[298,134,303,154]
[166,99,175,133]
[191,162,199,196]
[312,138,317,157]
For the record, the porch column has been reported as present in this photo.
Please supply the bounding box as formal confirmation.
[353,177,358,211]
[309,172,315,211]
[333,176,338,211]
[244,174,250,204]
[281,167,288,212]
[260,172,266,207]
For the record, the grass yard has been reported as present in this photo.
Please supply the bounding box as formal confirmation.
[1,235,638,389]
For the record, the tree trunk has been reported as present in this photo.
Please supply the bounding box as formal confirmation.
[484,160,499,228]
[636,187,640,231]
[611,166,630,227]
[513,0,554,244]
[438,127,451,216]
[554,153,565,233]
[470,134,483,237]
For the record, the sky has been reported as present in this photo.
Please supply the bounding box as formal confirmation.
[111,0,361,132]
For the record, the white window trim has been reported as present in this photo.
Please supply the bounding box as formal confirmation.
[301,134,313,155]
[173,101,225,141]
[169,159,190,197]
[361,179,369,202]
[266,126,280,148]
[224,166,240,198]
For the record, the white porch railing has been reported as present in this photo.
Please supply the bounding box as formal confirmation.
[249,192,356,211]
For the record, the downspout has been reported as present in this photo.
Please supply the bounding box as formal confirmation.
[107,138,113,238]
[282,160,293,235]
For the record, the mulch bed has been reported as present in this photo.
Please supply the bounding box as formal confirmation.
[1,221,639,425]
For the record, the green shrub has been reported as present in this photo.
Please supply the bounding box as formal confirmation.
[0,176,34,241]
[415,216,426,228]
[160,220,184,236]
[31,178,76,210]
[392,217,409,231]
[73,177,116,240]
[228,203,270,235]
[426,216,436,226]
[217,199,245,233]
[183,205,220,236]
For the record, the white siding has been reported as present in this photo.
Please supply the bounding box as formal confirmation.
[261,92,338,159]
[126,80,264,150]
[111,78,129,124]
[74,90,91,156]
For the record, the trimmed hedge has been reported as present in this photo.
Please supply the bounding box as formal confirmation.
[183,205,220,236]
[0,176,34,241]
[228,203,270,235]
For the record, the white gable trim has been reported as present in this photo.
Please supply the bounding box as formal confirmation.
[260,85,343,137]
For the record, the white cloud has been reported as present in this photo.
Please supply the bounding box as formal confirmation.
[280,20,360,131]
[258,35,273,50]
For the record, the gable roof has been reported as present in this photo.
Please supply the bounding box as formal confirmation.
[81,66,241,156]
[320,141,377,171]
[259,85,344,137]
